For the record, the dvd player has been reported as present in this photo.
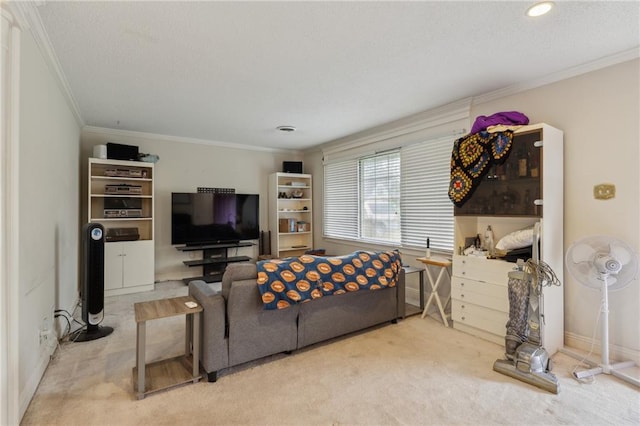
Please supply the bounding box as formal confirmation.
[104,209,142,218]
[105,184,142,195]
[106,227,140,242]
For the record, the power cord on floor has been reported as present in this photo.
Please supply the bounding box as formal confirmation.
[55,303,90,343]
[570,298,604,385]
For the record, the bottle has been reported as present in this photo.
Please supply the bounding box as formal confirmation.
[524,189,532,215]
[517,144,528,177]
[426,238,431,258]
[484,225,495,256]
[474,234,481,249]
[529,151,539,178]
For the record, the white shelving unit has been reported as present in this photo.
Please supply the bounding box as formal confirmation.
[268,173,313,258]
[452,123,564,356]
[88,158,155,296]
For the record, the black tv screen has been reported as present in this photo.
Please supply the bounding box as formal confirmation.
[171,193,259,245]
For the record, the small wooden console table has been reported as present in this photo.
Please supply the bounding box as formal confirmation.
[416,257,452,327]
[133,296,203,399]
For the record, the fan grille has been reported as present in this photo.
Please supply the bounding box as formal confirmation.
[566,235,638,291]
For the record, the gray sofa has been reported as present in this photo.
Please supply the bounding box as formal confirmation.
[188,261,406,382]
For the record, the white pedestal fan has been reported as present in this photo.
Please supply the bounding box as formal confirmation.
[565,235,639,387]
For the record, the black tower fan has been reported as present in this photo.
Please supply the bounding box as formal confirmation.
[75,223,113,341]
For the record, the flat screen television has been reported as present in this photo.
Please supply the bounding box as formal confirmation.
[171,192,259,246]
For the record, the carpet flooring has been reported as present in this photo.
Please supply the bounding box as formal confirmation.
[21,281,640,425]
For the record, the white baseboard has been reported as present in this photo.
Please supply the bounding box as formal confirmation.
[564,331,640,365]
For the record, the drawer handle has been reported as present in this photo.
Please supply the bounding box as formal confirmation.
[461,282,465,287]
[462,271,466,275]
[461,294,464,298]
[461,316,465,321]
[461,305,465,309]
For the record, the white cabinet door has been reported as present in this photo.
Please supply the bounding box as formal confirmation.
[104,242,124,290]
[122,240,154,288]
[104,241,154,293]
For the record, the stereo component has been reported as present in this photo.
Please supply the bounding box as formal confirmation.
[105,184,142,195]
[104,197,142,210]
[106,142,139,161]
[106,227,140,242]
[283,161,303,174]
[104,168,146,178]
[104,209,143,218]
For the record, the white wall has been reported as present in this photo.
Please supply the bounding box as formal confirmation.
[17,29,81,416]
[306,59,640,361]
[80,129,302,282]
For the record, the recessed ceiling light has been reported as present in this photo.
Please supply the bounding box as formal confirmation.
[277,126,296,132]
[526,1,554,17]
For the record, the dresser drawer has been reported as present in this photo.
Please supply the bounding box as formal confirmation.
[452,299,508,337]
[451,277,508,312]
[452,255,516,283]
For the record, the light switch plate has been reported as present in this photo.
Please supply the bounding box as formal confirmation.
[594,184,615,200]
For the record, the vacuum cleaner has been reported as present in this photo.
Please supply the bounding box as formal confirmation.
[493,223,560,394]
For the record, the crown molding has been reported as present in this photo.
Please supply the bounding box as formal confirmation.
[321,97,471,157]
[82,126,300,154]
[474,47,640,106]
[9,1,84,127]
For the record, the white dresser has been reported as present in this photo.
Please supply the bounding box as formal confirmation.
[451,255,516,346]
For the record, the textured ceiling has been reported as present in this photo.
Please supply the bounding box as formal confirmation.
[36,1,639,150]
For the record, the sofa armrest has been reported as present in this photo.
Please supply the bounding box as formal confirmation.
[188,280,229,374]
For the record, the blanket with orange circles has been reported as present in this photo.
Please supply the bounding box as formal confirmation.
[256,250,402,310]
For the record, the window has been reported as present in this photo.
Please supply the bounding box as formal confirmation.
[360,152,401,242]
[323,135,454,251]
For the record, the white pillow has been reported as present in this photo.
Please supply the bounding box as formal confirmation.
[495,227,534,251]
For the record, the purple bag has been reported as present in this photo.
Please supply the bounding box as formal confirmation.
[471,111,529,134]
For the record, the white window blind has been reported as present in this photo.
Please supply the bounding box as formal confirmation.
[324,134,461,251]
[323,160,359,240]
[400,136,455,251]
[360,152,401,243]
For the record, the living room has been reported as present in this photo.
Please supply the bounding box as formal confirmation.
[2,1,639,425]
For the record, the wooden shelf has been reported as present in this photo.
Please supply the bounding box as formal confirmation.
[269,173,313,258]
[88,158,154,295]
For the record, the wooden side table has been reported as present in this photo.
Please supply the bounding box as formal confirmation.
[133,296,203,399]
[416,257,452,327]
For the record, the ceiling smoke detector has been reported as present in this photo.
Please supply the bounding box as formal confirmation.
[277,126,296,133]
[526,1,554,17]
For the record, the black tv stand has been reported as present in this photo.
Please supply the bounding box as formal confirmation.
[176,242,254,284]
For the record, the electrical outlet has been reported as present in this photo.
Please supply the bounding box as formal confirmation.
[39,330,48,345]
[39,314,51,346]
[594,183,615,200]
